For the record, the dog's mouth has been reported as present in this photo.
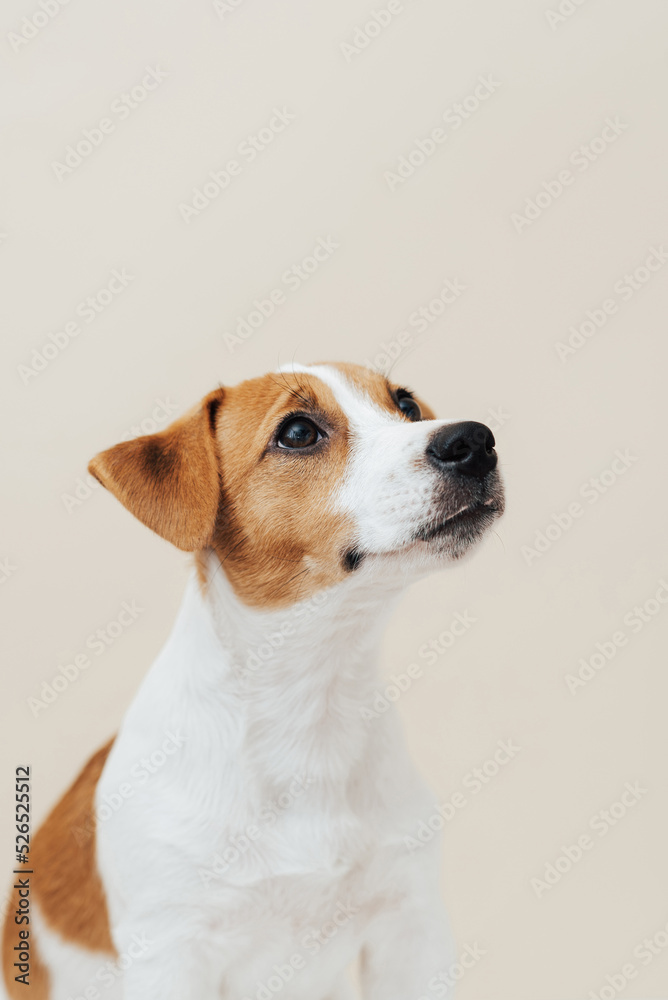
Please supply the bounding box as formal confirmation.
[342,492,504,571]
[414,499,502,542]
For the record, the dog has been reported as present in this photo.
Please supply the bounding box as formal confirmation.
[2,361,504,1000]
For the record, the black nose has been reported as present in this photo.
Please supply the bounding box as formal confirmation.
[427,421,497,478]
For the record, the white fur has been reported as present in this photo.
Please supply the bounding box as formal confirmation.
[95,566,454,1000]
[35,366,504,999]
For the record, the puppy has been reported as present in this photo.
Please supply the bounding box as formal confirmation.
[2,362,504,1000]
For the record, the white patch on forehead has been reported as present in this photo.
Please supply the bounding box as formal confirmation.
[278,363,449,553]
[277,362,399,430]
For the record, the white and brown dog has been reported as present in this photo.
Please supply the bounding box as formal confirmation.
[2,362,504,1000]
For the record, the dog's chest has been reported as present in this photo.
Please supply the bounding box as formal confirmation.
[196,782,405,937]
[199,826,404,999]
[200,782,387,896]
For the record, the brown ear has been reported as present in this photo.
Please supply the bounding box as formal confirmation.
[88,388,224,551]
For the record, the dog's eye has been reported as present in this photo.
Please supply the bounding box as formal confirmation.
[277,417,321,449]
[397,394,421,422]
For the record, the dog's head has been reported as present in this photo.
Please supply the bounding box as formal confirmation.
[89,362,504,607]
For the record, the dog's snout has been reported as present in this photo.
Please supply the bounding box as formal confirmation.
[427,421,497,477]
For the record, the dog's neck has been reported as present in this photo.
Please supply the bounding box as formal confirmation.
[186,549,408,787]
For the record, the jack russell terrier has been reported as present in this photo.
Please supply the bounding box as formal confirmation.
[2,362,504,1000]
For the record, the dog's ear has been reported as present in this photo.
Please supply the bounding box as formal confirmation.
[88,388,224,551]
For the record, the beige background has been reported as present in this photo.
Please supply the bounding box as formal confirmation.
[2,1,667,997]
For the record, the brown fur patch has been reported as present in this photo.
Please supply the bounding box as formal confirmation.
[33,739,115,952]
[207,370,354,608]
[89,389,224,551]
[2,741,116,996]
